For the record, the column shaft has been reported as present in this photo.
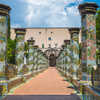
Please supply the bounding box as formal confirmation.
[33,45,38,71]
[27,39,35,72]
[64,40,71,74]
[69,28,80,76]
[15,28,26,75]
[78,3,99,81]
[0,4,11,79]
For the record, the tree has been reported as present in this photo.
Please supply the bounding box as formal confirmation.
[96,9,100,46]
[25,42,28,58]
[7,15,11,39]
[7,39,16,64]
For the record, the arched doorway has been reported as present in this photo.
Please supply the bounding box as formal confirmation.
[43,48,60,67]
[49,54,56,67]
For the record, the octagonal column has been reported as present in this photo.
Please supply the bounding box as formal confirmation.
[78,3,99,81]
[15,28,26,75]
[69,28,80,77]
[0,4,11,80]
[64,41,68,74]
[64,40,71,75]
[62,45,66,76]
[27,39,35,72]
[33,45,38,72]
[37,49,41,72]
[41,51,43,71]
[39,50,42,71]
[60,50,63,70]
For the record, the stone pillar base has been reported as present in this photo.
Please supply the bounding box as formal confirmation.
[0,81,10,95]
[22,76,26,83]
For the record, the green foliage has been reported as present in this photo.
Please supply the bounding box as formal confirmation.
[25,42,28,58]
[25,42,28,51]
[7,39,28,64]
[7,39,16,64]
[96,50,100,59]
[96,9,100,46]
[7,16,11,39]
[96,9,100,61]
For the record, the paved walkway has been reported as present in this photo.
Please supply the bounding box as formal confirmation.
[3,67,80,100]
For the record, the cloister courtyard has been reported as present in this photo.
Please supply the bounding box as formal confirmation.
[0,1,100,100]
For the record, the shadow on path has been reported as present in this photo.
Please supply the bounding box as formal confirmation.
[3,94,80,100]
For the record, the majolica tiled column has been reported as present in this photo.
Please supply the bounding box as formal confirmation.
[64,41,67,74]
[69,28,80,77]
[37,49,41,72]
[60,50,63,70]
[15,28,26,75]
[0,4,11,80]
[64,40,71,75]
[62,45,66,76]
[41,51,43,71]
[27,39,35,72]
[33,45,38,72]
[78,3,99,81]
[39,50,42,71]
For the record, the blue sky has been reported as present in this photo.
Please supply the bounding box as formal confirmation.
[0,0,100,28]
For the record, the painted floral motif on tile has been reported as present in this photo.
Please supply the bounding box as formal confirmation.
[66,45,71,74]
[33,49,38,70]
[0,17,6,26]
[70,33,79,75]
[16,34,25,75]
[87,47,92,56]
[20,64,29,74]
[81,13,96,81]
[0,16,8,79]
[28,44,34,71]
[2,84,7,94]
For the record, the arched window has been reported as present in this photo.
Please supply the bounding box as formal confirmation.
[48,37,51,41]
[31,37,33,40]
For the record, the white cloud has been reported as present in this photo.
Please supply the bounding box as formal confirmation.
[22,0,84,27]
[11,24,21,28]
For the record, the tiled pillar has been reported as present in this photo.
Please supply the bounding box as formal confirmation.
[0,4,11,80]
[15,28,26,75]
[27,39,35,72]
[41,51,43,71]
[64,40,71,75]
[33,45,38,72]
[0,4,11,95]
[60,50,63,70]
[69,28,80,77]
[64,41,67,74]
[37,49,41,72]
[78,3,99,81]
[62,45,66,76]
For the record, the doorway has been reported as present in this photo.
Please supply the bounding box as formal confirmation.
[49,54,56,67]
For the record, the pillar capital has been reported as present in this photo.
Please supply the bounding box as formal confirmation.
[34,45,38,49]
[60,49,63,52]
[0,4,11,16]
[37,49,41,53]
[41,51,43,54]
[61,45,65,49]
[14,28,26,35]
[64,40,70,45]
[27,39,35,45]
[78,2,99,15]
[68,27,80,35]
